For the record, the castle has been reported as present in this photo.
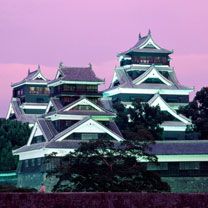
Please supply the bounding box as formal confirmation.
[7,31,208,192]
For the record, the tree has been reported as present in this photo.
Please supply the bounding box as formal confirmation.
[0,119,31,171]
[48,100,170,192]
[178,87,208,139]
[48,139,170,192]
[113,99,165,141]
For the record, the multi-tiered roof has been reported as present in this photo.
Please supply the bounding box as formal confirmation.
[6,67,50,126]
[118,30,172,57]
[104,31,193,139]
[13,64,123,161]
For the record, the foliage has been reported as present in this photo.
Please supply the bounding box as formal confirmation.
[48,100,170,192]
[178,87,208,139]
[0,119,31,171]
[113,99,165,141]
[48,139,170,192]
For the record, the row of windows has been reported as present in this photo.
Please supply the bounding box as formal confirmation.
[59,84,98,92]
[71,105,96,111]
[65,133,114,141]
[132,56,169,65]
[24,158,42,168]
[147,162,207,171]
[29,87,50,95]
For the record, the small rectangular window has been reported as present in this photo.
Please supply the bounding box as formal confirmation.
[31,159,35,167]
[25,160,29,168]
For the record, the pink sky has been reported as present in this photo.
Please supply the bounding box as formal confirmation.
[1,0,208,117]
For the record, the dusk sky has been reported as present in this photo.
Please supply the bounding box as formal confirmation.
[0,0,208,117]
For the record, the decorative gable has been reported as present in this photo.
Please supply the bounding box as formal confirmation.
[33,71,47,81]
[148,94,191,125]
[63,98,104,112]
[55,118,124,142]
[27,123,47,145]
[140,37,160,49]
[133,66,173,86]
[45,101,55,114]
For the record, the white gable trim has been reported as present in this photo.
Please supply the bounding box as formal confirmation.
[45,100,54,114]
[148,95,191,125]
[140,37,160,49]
[133,66,173,86]
[6,103,14,119]
[63,98,104,112]
[57,119,123,142]
[33,71,47,81]
[27,122,47,146]
[55,69,63,79]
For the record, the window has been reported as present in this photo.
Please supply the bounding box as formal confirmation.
[144,78,164,84]
[71,105,97,111]
[147,162,168,170]
[179,162,200,170]
[82,133,98,140]
[31,159,35,167]
[17,89,24,96]
[25,160,29,168]
[76,85,86,91]
[86,85,97,92]
[37,158,41,166]
[31,135,45,144]
[29,86,50,95]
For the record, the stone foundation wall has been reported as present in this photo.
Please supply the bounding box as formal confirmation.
[1,193,208,208]
[17,173,208,193]
[163,177,208,193]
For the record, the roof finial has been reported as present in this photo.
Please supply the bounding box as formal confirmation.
[139,33,142,40]
[59,61,64,69]
[37,64,40,70]
[88,63,92,69]
[148,29,151,36]
[28,68,30,75]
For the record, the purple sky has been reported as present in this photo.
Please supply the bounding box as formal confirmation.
[1,0,208,117]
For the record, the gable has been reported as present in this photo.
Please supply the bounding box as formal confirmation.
[6,103,14,119]
[45,100,57,114]
[133,67,172,86]
[143,43,157,49]
[148,95,191,125]
[140,37,160,50]
[56,119,123,142]
[63,98,104,112]
[55,70,64,79]
[33,71,47,81]
[27,123,47,145]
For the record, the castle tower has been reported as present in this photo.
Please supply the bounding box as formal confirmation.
[103,31,193,140]
[6,67,50,126]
